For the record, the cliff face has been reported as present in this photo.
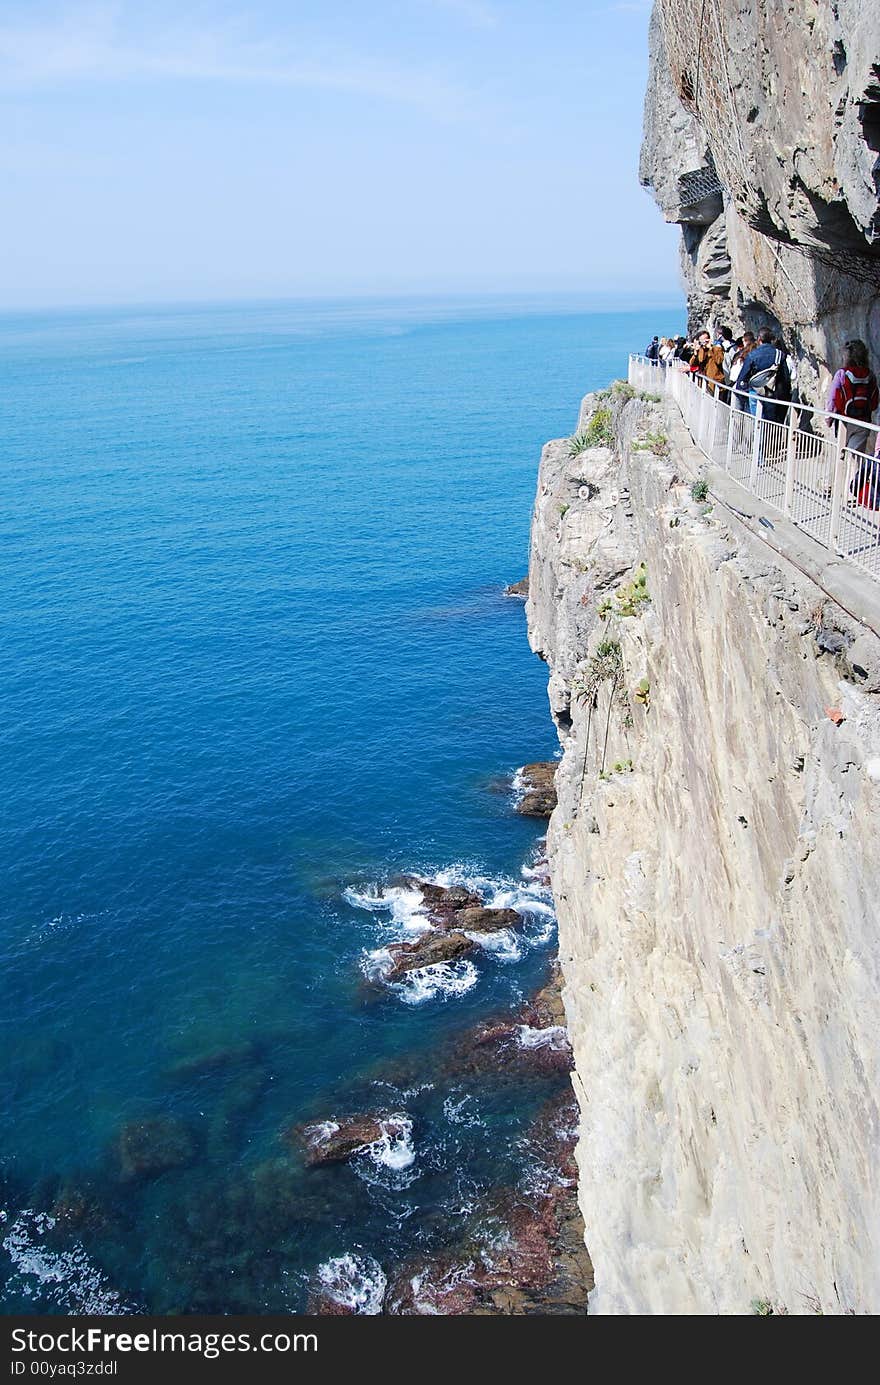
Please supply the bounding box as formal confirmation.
[640,0,880,386]
[527,390,880,1313]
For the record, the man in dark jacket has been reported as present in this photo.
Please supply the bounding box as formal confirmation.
[645,336,660,362]
[738,328,791,424]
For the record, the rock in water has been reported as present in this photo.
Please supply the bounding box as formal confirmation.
[384,930,475,979]
[295,1114,409,1167]
[505,576,529,598]
[456,906,521,933]
[396,878,482,915]
[515,762,558,817]
[116,1116,197,1182]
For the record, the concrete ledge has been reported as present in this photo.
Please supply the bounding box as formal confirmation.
[663,401,880,640]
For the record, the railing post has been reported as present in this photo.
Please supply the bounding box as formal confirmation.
[699,381,710,450]
[829,424,847,552]
[748,398,762,491]
[783,404,796,516]
[725,395,735,472]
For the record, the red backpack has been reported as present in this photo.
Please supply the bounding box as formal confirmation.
[842,369,877,421]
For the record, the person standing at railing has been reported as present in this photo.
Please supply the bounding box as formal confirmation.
[738,327,791,424]
[827,339,879,458]
[728,331,756,410]
[645,336,660,362]
[688,330,726,394]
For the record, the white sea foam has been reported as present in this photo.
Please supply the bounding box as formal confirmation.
[517,1024,570,1051]
[366,1115,415,1172]
[353,1114,418,1191]
[345,883,431,938]
[396,959,479,1006]
[316,1253,387,1315]
[304,1120,340,1150]
[0,1210,132,1314]
[466,928,523,962]
[443,1094,484,1129]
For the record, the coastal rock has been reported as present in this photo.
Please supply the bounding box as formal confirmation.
[448,965,573,1077]
[515,762,558,817]
[115,1116,197,1183]
[505,576,529,598]
[295,1114,409,1167]
[456,906,521,933]
[396,877,482,916]
[386,1093,591,1314]
[384,930,475,979]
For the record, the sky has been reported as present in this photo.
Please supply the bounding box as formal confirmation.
[0,0,682,309]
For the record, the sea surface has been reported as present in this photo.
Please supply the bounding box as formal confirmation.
[0,296,680,1313]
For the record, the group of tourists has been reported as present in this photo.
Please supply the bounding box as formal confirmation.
[644,330,880,461]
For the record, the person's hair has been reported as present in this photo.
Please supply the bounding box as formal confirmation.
[758,327,774,344]
[844,338,869,371]
[721,326,733,341]
[743,330,756,342]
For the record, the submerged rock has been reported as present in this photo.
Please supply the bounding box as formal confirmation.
[386,1092,591,1315]
[448,963,572,1077]
[164,1039,260,1081]
[294,1114,409,1167]
[115,1116,197,1183]
[384,930,475,979]
[515,762,558,818]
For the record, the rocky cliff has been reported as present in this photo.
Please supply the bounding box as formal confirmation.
[640,0,880,392]
[527,387,880,1313]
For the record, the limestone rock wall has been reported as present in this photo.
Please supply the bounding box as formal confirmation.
[527,390,880,1314]
[641,0,880,395]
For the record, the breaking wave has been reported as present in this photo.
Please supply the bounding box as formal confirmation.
[316,1253,387,1315]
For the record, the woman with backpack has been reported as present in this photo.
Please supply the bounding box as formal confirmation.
[827,339,879,457]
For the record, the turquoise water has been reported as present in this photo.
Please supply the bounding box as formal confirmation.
[0,297,678,1313]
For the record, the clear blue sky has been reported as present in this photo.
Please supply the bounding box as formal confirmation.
[1,0,681,309]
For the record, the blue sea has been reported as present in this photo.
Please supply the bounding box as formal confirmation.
[0,296,678,1313]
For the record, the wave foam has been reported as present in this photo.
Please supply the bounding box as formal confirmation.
[396,959,479,1006]
[344,883,431,938]
[467,928,523,962]
[1,1210,132,1314]
[517,1024,569,1051]
[316,1253,386,1315]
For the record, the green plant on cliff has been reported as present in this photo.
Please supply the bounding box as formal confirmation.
[748,1290,776,1312]
[612,379,636,401]
[634,430,669,456]
[574,639,623,704]
[568,407,613,455]
[634,677,650,709]
[559,503,570,518]
[691,479,709,502]
[615,562,651,617]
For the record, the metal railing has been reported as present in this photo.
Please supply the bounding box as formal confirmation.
[628,354,880,582]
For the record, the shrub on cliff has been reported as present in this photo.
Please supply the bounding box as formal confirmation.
[568,408,613,455]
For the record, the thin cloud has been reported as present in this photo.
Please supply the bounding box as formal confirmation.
[0,2,472,118]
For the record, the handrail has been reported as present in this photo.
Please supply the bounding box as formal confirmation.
[627,353,880,583]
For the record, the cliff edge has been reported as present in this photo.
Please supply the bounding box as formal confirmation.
[527,388,880,1313]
